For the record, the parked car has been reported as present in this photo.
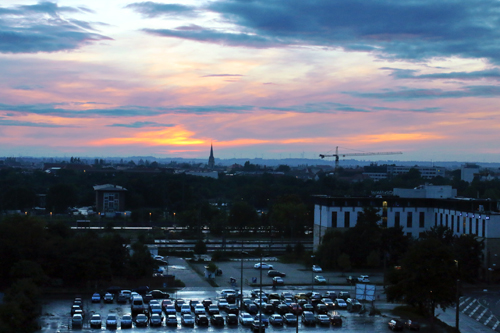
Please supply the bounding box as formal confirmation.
[174,298,186,311]
[89,314,101,328]
[301,311,316,326]
[312,265,322,272]
[405,319,421,331]
[195,314,209,326]
[150,289,170,299]
[330,312,342,326]
[276,303,289,315]
[315,303,328,314]
[166,314,178,326]
[207,304,220,315]
[273,276,284,285]
[358,275,370,283]
[71,305,82,316]
[106,314,118,328]
[103,292,114,303]
[202,299,213,308]
[71,314,83,328]
[149,302,162,315]
[226,304,239,315]
[91,293,101,303]
[269,314,283,326]
[315,275,327,284]
[239,312,254,326]
[181,313,195,326]
[338,291,351,300]
[388,319,404,331]
[283,313,298,326]
[226,313,238,325]
[180,304,191,314]
[289,303,303,316]
[324,291,337,300]
[346,298,363,312]
[267,270,286,277]
[245,303,259,314]
[194,304,206,315]
[322,298,334,309]
[211,314,225,326]
[121,314,133,329]
[143,293,154,304]
[135,314,148,327]
[162,299,172,311]
[316,314,330,325]
[150,313,162,326]
[302,303,314,312]
[254,263,273,270]
[165,305,176,315]
[335,298,347,309]
[251,320,266,332]
[117,293,128,304]
[254,314,269,327]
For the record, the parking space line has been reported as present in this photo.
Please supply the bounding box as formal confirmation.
[469,304,482,316]
[484,314,494,325]
[460,297,471,306]
[476,308,488,321]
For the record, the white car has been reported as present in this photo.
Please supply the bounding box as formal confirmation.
[358,275,370,283]
[315,275,327,284]
[72,314,83,328]
[335,298,347,309]
[239,312,254,325]
[254,263,274,270]
[165,305,176,315]
[312,265,322,272]
[194,304,206,314]
[182,313,195,326]
[90,314,102,328]
[106,314,117,328]
[150,313,163,326]
[181,304,191,314]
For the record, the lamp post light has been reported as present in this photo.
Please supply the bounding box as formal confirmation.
[311,255,315,294]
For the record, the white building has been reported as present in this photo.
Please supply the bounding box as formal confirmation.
[313,193,500,271]
[461,163,480,183]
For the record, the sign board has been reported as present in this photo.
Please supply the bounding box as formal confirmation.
[355,284,376,301]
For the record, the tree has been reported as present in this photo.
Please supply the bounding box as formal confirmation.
[194,239,207,255]
[367,250,380,268]
[229,201,258,233]
[337,253,351,274]
[46,183,77,213]
[386,237,457,317]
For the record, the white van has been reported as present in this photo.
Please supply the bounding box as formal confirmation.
[131,295,145,313]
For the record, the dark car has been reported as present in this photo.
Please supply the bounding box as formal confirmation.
[338,291,351,300]
[267,270,286,277]
[315,303,328,314]
[208,304,220,315]
[388,319,404,331]
[190,300,202,311]
[133,286,150,295]
[202,299,213,308]
[106,286,122,296]
[251,320,266,332]
[143,293,154,304]
[245,303,259,314]
[195,314,209,326]
[330,313,342,326]
[301,311,316,326]
[210,314,225,326]
[283,313,297,326]
[226,313,238,325]
[135,314,149,327]
[175,298,186,311]
[269,314,283,326]
[405,320,421,331]
[226,304,239,315]
[276,304,289,315]
[150,290,170,299]
[117,293,128,304]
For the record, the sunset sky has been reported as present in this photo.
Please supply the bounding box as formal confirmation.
[1,0,500,162]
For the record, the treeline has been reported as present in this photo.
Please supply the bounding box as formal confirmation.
[0,215,156,332]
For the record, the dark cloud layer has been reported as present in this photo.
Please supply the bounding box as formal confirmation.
[348,85,500,100]
[383,68,500,81]
[0,1,111,53]
[125,2,196,18]
[108,121,175,128]
[131,0,500,64]
[0,101,442,121]
[0,117,69,127]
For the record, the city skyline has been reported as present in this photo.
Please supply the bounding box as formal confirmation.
[1,1,500,162]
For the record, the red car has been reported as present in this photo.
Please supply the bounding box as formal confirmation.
[289,303,303,315]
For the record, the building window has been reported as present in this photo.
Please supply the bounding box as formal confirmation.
[445,215,448,228]
[482,220,486,237]
[476,219,479,236]
[440,214,443,226]
[419,212,425,228]
[331,212,337,228]
[344,212,350,228]
[463,217,466,234]
[407,212,413,228]
[469,218,472,235]
[395,212,400,228]
[435,213,438,226]
[451,219,454,233]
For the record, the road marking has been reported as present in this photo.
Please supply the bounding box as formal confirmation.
[484,315,494,325]
[460,297,471,306]
[492,321,499,330]
[469,304,481,316]
[463,300,478,312]
[476,308,488,321]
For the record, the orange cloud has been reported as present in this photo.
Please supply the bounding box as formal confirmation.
[90,127,205,146]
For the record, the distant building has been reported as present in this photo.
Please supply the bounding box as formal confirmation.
[461,163,480,183]
[208,143,215,169]
[313,190,500,273]
[93,184,127,213]
[363,164,445,180]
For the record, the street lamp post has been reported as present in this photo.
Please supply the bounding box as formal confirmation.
[240,242,248,311]
[311,255,315,294]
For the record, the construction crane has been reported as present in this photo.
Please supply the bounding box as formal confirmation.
[319,146,402,173]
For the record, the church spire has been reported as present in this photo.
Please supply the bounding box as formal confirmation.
[208,142,215,169]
